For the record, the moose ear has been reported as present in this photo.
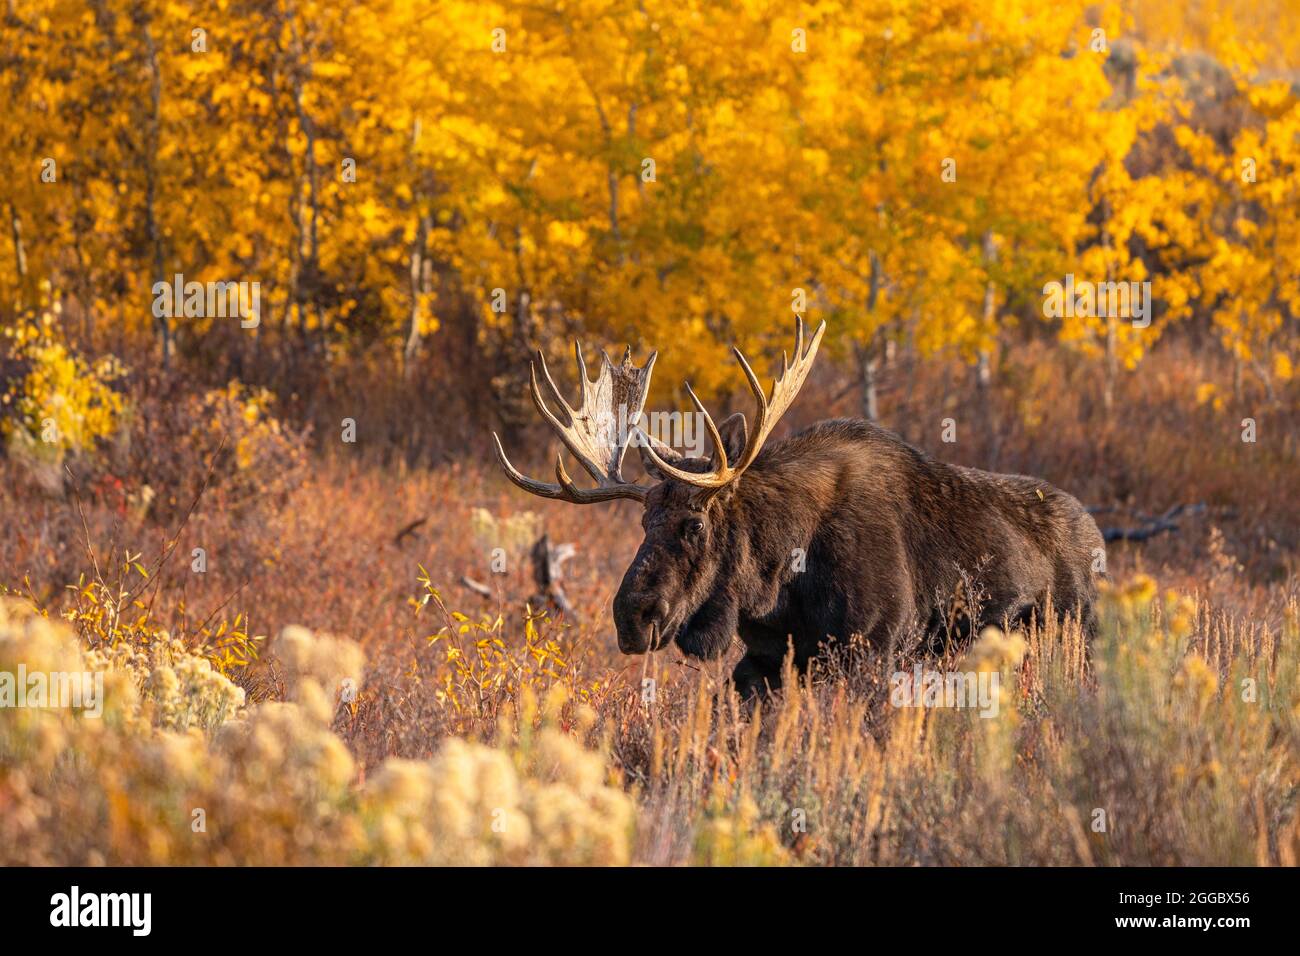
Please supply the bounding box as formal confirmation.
[637,432,684,481]
[716,412,748,466]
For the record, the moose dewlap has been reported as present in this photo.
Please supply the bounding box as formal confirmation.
[494,318,1104,699]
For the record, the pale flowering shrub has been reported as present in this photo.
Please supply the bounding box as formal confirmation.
[0,602,634,866]
[362,742,528,865]
[0,600,255,864]
[0,600,85,682]
[272,624,366,721]
[0,602,95,775]
[963,626,1028,673]
[519,721,635,866]
[359,687,634,866]
[85,635,246,733]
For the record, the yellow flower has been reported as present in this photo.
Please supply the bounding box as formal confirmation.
[1174,654,1218,713]
[1122,574,1158,607]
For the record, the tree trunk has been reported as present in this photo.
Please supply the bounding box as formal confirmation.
[1098,192,1116,414]
[404,213,430,374]
[141,21,170,367]
[404,119,428,376]
[855,248,885,421]
[977,231,999,468]
[855,339,879,422]
[9,203,27,310]
[977,230,997,392]
[1104,313,1118,412]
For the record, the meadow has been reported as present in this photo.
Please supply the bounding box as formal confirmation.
[1,336,1296,866]
[1,0,1299,866]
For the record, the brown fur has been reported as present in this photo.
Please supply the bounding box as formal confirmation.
[613,417,1104,699]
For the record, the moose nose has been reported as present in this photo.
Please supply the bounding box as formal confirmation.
[643,599,673,648]
[641,600,667,625]
[614,594,671,655]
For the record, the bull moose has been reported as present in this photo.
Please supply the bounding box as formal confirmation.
[493,319,1104,700]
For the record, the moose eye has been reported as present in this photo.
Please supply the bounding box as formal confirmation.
[682,517,705,537]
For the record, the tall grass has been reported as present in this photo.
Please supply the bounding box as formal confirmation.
[1,341,1296,865]
[2,574,1296,865]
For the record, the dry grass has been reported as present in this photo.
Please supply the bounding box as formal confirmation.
[1,341,1297,865]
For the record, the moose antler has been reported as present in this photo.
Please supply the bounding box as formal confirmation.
[638,316,826,490]
[492,343,656,504]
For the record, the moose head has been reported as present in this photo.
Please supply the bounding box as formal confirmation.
[493,318,825,658]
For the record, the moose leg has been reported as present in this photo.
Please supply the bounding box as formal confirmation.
[731,652,784,702]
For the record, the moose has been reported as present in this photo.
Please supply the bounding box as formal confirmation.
[493,319,1105,700]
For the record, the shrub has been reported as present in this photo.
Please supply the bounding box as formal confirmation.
[0,311,126,477]
[125,379,309,522]
[0,600,633,865]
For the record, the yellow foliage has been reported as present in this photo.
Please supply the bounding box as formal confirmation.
[1,312,125,460]
[693,786,792,867]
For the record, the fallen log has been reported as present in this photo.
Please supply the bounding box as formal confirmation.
[1094,502,1208,542]
[457,534,580,622]
[393,516,428,545]
[459,575,493,598]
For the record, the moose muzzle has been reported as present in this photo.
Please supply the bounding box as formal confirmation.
[612,579,672,655]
